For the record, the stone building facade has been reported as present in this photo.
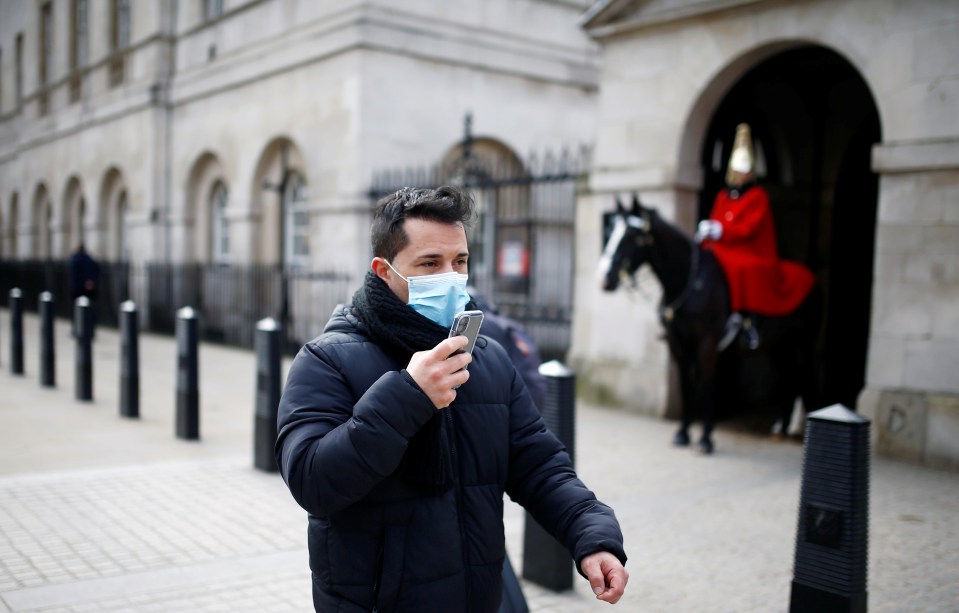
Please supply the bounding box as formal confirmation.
[569,0,959,469]
[0,0,598,280]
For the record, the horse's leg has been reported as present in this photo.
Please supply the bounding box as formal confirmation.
[697,392,716,454]
[771,397,793,440]
[769,356,793,440]
[673,358,694,447]
[695,344,720,455]
[775,323,816,441]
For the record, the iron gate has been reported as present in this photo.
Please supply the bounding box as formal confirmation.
[369,131,588,361]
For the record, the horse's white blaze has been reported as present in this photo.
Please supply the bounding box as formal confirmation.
[597,215,628,282]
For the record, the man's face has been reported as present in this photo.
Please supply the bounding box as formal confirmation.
[727,170,753,188]
[372,217,469,303]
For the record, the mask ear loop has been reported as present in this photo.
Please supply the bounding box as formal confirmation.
[380,258,409,283]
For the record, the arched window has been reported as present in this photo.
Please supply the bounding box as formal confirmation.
[77,197,86,246]
[43,200,53,259]
[210,181,229,264]
[109,0,130,86]
[8,195,19,258]
[283,172,309,268]
[33,186,52,259]
[440,137,528,298]
[117,191,129,261]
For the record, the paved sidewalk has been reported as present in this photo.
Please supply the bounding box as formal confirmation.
[1,309,958,612]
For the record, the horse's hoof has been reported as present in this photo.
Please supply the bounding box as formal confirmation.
[771,432,786,442]
[673,431,690,447]
[697,439,714,455]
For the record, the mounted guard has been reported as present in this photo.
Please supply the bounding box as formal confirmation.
[696,123,816,350]
[598,182,824,454]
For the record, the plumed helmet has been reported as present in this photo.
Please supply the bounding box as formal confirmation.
[725,123,755,187]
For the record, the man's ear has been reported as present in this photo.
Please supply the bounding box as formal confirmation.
[371,257,391,283]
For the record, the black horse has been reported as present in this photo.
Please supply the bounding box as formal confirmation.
[598,195,822,454]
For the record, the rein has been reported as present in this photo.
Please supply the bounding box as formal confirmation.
[659,242,700,325]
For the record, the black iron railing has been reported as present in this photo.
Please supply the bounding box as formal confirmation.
[0,259,353,353]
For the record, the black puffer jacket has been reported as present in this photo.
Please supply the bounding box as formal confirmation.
[276,305,626,612]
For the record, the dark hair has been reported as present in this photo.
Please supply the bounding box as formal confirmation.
[371,186,475,260]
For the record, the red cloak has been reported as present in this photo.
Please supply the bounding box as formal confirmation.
[703,185,815,316]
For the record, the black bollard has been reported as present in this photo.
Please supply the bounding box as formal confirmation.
[254,317,281,472]
[175,306,200,440]
[74,296,94,401]
[39,292,56,387]
[9,289,23,375]
[119,300,140,418]
[790,404,870,613]
[522,360,576,592]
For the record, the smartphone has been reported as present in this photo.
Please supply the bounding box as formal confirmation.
[449,310,485,357]
[449,310,483,389]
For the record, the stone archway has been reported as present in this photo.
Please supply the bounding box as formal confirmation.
[680,44,881,416]
[7,193,19,258]
[62,176,85,256]
[98,167,128,261]
[185,152,228,263]
[438,137,529,301]
[32,184,52,259]
[251,137,308,266]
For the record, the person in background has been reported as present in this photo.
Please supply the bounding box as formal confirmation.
[275,185,628,612]
[68,243,100,302]
[68,243,101,336]
[695,123,815,350]
[467,287,548,413]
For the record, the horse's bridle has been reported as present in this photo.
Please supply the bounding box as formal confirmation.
[623,209,701,325]
[621,211,652,285]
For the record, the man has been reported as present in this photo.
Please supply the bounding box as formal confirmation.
[696,123,815,349]
[276,186,628,612]
[68,243,100,302]
[68,244,101,337]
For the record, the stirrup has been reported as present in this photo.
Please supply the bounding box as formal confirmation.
[718,312,743,351]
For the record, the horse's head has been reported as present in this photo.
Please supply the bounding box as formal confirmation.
[598,194,653,292]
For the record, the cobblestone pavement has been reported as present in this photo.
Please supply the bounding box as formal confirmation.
[1,309,958,612]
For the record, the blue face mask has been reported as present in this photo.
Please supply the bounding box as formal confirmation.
[385,260,470,328]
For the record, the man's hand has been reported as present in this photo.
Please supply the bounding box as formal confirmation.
[406,335,472,409]
[581,551,628,604]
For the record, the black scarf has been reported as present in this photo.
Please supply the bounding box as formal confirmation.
[351,271,454,494]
